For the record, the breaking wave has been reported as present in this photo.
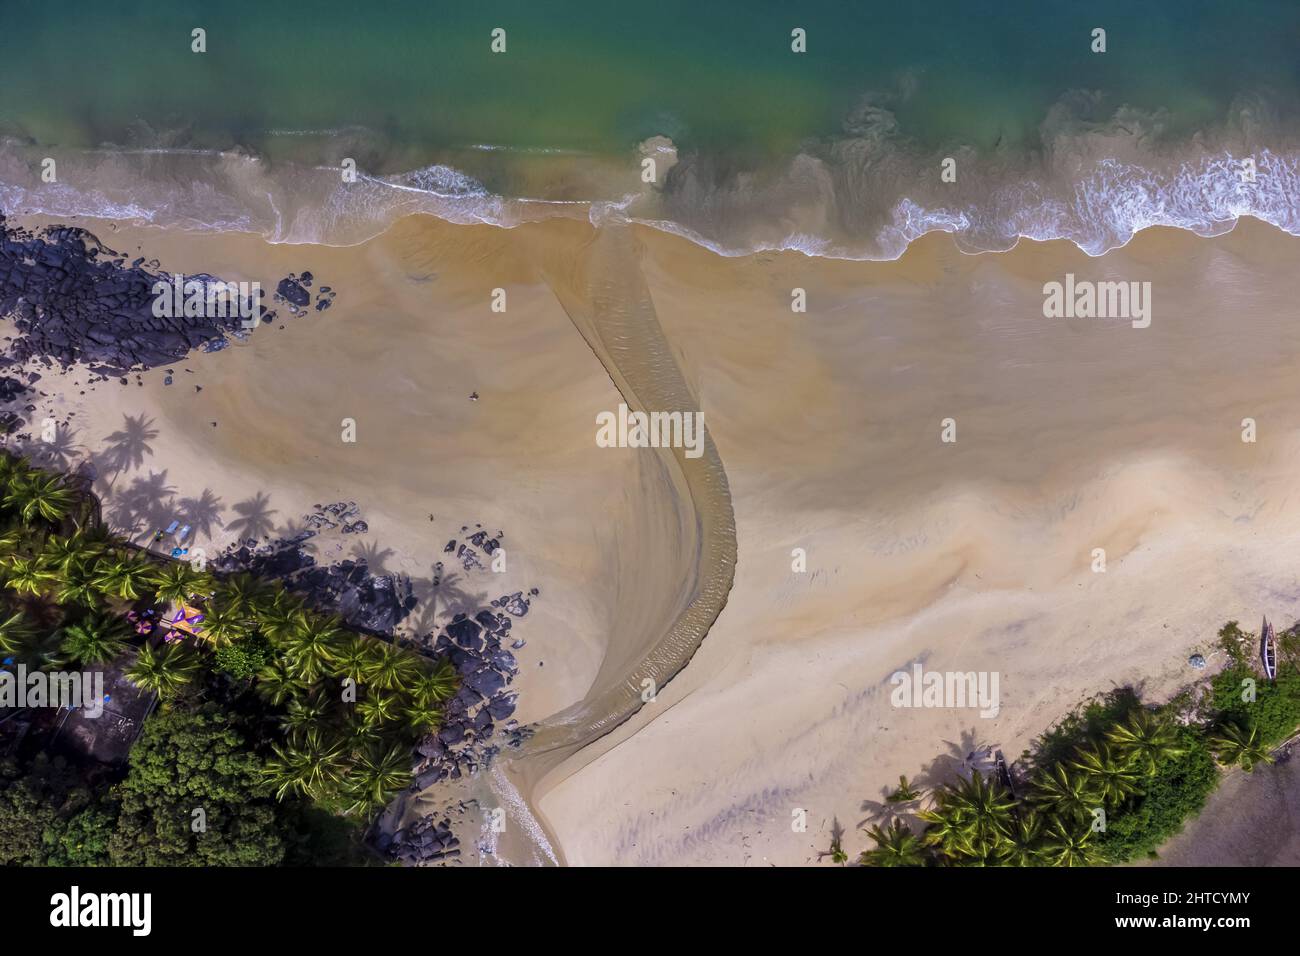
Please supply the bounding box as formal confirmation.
[3,92,1300,259]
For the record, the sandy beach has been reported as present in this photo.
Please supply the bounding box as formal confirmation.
[8,210,1300,865]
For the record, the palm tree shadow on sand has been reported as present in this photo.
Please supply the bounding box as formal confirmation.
[911,727,996,788]
[816,816,850,865]
[177,488,225,540]
[96,414,158,487]
[104,470,178,542]
[403,569,489,637]
[858,727,998,826]
[226,492,278,544]
[351,539,396,576]
[22,424,85,473]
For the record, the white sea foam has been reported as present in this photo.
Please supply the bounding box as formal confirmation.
[3,135,1300,260]
[479,764,558,867]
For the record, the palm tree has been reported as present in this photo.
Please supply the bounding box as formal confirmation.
[254,664,305,707]
[0,607,37,656]
[200,601,248,647]
[410,659,458,706]
[214,572,271,617]
[59,612,129,665]
[885,774,923,804]
[1029,763,1100,822]
[357,690,401,729]
[332,636,372,685]
[930,772,1016,854]
[254,589,308,643]
[1209,721,1274,773]
[0,527,27,565]
[4,556,58,596]
[403,700,443,733]
[126,641,199,697]
[90,550,153,601]
[55,559,103,609]
[149,561,214,608]
[12,629,65,669]
[860,820,927,867]
[1068,742,1142,807]
[339,714,382,755]
[916,803,973,857]
[996,812,1045,867]
[342,743,412,815]
[364,641,421,691]
[4,471,76,524]
[826,836,849,865]
[1040,816,1101,867]
[263,727,346,800]
[40,530,104,574]
[281,616,343,683]
[0,453,37,493]
[1105,708,1187,775]
[281,696,330,738]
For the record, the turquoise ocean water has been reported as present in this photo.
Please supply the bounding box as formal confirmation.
[2,0,1300,255]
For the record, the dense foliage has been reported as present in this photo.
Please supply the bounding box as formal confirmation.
[857,620,1300,867]
[0,451,456,864]
[108,705,287,866]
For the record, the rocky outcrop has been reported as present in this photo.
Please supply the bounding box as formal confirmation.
[0,216,254,372]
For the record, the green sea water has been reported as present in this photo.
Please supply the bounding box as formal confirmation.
[2,0,1297,161]
[3,0,1300,256]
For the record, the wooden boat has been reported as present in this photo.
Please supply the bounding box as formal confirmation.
[1262,616,1278,681]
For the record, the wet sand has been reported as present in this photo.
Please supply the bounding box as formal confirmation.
[534,218,1300,865]
[1151,747,1300,866]
[9,211,1300,865]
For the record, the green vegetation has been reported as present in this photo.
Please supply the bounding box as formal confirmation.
[0,705,374,866]
[58,611,130,666]
[0,451,456,865]
[884,774,921,804]
[858,620,1300,867]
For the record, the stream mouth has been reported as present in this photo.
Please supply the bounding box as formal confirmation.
[396,224,739,865]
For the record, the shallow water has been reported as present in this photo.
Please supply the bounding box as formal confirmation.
[6,2,1300,258]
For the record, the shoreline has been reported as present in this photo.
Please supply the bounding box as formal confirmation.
[5,93,1300,259]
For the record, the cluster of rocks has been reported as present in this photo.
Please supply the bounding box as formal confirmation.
[273,271,335,316]
[0,216,251,373]
[0,374,32,434]
[303,500,368,535]
[491,590,535,623]
[0,374,32,403]
[301,560,416,635]
[410,607,527,790]
[442,524,504,573]
[0,216,344,373]
[379,815,461,865]
[215,535,416,637]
